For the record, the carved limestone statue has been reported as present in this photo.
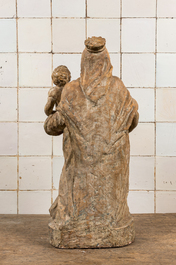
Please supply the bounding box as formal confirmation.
[44,36,139,248]
[44,65,71,118]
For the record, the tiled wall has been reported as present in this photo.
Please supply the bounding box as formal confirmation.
[0,0,176,214]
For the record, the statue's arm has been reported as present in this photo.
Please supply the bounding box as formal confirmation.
[44,97,56,116]
[44,87,63,116]
[44,110,65,136]
[129,111,139,133]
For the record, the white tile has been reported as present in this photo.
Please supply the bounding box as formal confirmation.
[19,123,52,155]
[128,191,154,213]
[19,157,51,190]
[0,0,16,18]
[19,191,51,214]
[156,157,176,190]
[122,19,155,52]
[0,53,17,87]
[53,189,58,201]
[18,19,51,52]
[156,88,176,122]
[87,19,120,53]
[0,123,17,155]
[157,19,176,52]
[130,123,155,155]
[87,0,120,18]
[156,54,176,88]
[53,135,63,156]
[0,88,17,121]
[122,54,155,87]
[19,53,52,87]
[157,0,176,17]
[129,157,154,190]
[0,157,17,189]
[122,0,156,17]
[53,54,81,81]
[53,157,64,189]
[0,191,17,214]
[156,192,176,213]
[17,0,50,17]
[129,88,154,122]
[53,19,85,52]
[52,0,85,17]
[19,88,48,122]
[156,123,176,156]
[109,53,120,78]
[0,19,16,52]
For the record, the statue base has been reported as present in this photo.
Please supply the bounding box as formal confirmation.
[48,218,135,248]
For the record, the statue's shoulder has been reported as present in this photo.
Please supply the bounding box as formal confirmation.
[61,78,80,99]
[111,76,127,93]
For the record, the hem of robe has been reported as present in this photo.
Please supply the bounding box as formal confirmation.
[48,215,135,248]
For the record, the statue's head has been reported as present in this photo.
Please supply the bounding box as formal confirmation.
[52,65,71,87]
[80,36,113,103]
[81,36,112,78]
[84,36,106,53]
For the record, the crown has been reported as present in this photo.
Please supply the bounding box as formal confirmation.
[85,36,106,53]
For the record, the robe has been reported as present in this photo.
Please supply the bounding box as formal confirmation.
[44,48,139,248]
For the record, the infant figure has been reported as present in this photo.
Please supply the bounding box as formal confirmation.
[44,65,71,116]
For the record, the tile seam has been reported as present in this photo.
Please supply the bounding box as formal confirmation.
[16,0,19,215]
[120,0,122,80]
[50,0,53,205]
[154,0,158,214]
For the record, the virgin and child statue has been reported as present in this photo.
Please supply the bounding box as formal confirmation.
[44,36,139,248]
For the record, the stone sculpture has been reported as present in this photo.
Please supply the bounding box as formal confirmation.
[44,65,71,118]
[44,36,139,248]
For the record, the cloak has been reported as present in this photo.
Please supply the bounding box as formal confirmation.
[44,47,139,247]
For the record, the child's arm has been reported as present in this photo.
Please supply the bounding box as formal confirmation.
[44,87,63,116]
[44,97,56,116]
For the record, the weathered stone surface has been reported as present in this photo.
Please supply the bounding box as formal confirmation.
[44,36,139,248]
[44,65,71,117]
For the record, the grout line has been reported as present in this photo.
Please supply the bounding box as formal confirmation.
[154,0,158,214]
[0,155,63,157]
[0,86,51,88]
[15,0,19,215]
[53,17,119,19]
[2,189,58,192]
[129,190,176,192]
[84,17,154,19]
[9,17,86,19]
[0,121,46,123]
[1,16,176,19]
[1,189,176,192]
[120,0,122,80]
[85,18,87,40]
[4,51,176,54]
[2,52,82,54]
[50,0,54,205]
[85,0,87,39]
[2,51,176,54]
[85,0,87,18]
[121,17,176,19]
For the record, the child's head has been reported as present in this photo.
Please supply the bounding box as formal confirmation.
[52,65,71,87]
